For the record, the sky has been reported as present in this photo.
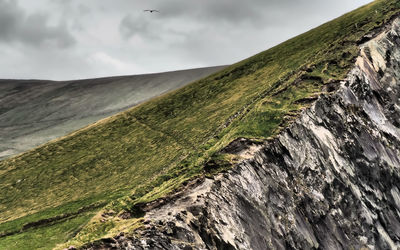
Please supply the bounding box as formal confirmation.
[0,0,373,80]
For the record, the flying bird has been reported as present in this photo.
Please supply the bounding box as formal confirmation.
[144,9,160,13]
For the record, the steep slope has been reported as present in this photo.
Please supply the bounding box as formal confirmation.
[90,16,400,250]
[0,66,226,159]
[0,0,399,249]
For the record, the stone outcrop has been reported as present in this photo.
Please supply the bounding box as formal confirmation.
[85,17,400,250]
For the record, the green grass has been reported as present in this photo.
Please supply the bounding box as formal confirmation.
[0,212,96,250]
[1,0,400,248]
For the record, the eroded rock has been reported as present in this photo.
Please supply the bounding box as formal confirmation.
[84,17,400,250]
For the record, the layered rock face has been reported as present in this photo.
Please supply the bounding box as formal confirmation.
[87,18,400,249]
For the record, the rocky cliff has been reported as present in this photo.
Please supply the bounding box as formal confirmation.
[84,17,400,250]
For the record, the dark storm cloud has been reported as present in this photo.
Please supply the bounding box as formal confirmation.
[0,0,75,48]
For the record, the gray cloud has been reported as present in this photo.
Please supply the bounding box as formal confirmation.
[0,0,373,80]
[0,0,75,48]
[155,0,264,25]
[0,0,23,41]
[119,14,159,40]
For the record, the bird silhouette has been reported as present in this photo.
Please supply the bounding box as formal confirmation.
[144,9,160,13]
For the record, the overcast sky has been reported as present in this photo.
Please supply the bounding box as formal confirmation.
[0,0,373,80]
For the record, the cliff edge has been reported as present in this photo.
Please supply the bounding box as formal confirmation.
[85,15,400,250]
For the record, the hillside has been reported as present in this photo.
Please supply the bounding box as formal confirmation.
[0,0,399,249]
[0,66,226,160]
[91,14,400,249]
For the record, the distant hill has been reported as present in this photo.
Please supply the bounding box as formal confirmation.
[0,66,226,159]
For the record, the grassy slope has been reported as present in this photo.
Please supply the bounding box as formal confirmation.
[1,0,399,248]
[0,212,95,250]
[0,66,226,160]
